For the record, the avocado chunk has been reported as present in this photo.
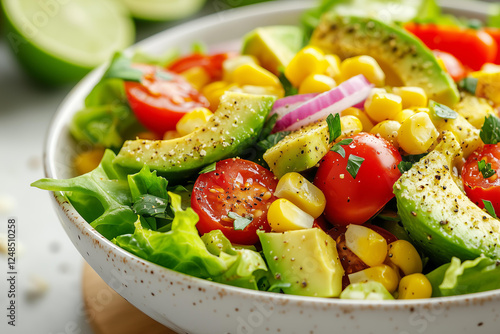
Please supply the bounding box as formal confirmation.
[242,25,304,75]
[258,228,344,297]
[113,92,275,179]
[394,132,500,265]
[310,15,459,106]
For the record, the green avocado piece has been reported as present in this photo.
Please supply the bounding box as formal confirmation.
[310,15,459,106]
[258,228,344,297]
[241,25,304,75]
[394,132,500,265]
[113,92,275,179]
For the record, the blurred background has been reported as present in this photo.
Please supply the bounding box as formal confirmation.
[0,0,497,333]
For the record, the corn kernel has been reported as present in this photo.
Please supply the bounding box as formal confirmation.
[341,107,374,132]
[267,198,315,232]
[236,85,285,99]
[176,107,213,136]
[298,74,336,94]
[392,87,428,109]
[393,109,416,124]
[274,172,326,218]
[370,120,401,148]
[340,115,363,137]
[74,147,105,176]
[387,240,423,276]
[348,264,400,293]
[325,54,341,81]
[345,225,387,267]
[364,89,403,123]
[180,66,211,91]
[285,46,328,87]
[202,81,234,111]
[340,55,385,87]
[398,112,439,155]
[233,63,281,88]
[223,55,259,82]
[398,273,432,299]
[455,94,496,129]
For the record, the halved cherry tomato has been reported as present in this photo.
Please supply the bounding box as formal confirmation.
[484,28,500,65]
[168,52,236,81]
[432,50,467,82]
[124,64,209,136]
[314,133,402,226]
[405,23,498,71]
[462,144,500,214]
[191,158,278,245]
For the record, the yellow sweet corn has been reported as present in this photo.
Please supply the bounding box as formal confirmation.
[180,66,211,91]
[340,115,363,137]
[398,273,432,299]
[74,147,105,176]
[370,120,401,148]
[202,81,234,111]
[471,71,500,105]
[387,240,423,276]
[232,63,281,88]
[223,55,259,82]
[431,113,481,158]
[176,107,213,136]
[298,74,336,94]
[285,46,328,87]
[267,198,315,232]
[341,107,374,132]
[393,109,416,124]
[364,89,403,123]
[340,55,385,87]
[324,54,341,81]
[274,172,326,219]
[345,224,387,267]
[398,112,439,155]
[392,87,428,109]
[231,85,285,99]
[348,264,400,294]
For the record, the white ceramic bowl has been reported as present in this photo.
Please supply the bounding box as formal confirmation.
[44,1,500,333]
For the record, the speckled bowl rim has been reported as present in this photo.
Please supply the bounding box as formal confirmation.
[43,0,500,313]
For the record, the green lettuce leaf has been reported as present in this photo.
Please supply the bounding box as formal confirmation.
[340,281,394,300]
[113,193,234,278]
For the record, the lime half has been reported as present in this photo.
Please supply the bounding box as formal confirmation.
[2,0,135,85]
[121,0,206,21]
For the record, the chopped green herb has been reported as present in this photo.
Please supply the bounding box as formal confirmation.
[257,131,291,151]
[478,160,497,179]
[228,212,253,231]
[480,115,500,144]
[104,52,143,82]
[199,162,217,174]
[326,113,342,144]
[133,194,172,220]
[346,154,364,179]
[483,200,497,218]
[430,100,458,120]
[278,67,298,97]
[330,138,353,158]
[458,77,478,95]
[397,161,414,174]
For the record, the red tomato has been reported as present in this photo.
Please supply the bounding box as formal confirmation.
[432,50,467,82]
[484,28,500,65]
[314,133,402,225]
[191,159,278,245]
[168,52,235,81]
[124,64,209,136]
[312,215,331,232]
[462,144,500,214]
[405,23,498,71]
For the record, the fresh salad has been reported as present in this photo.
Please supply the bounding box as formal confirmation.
[33,0,500,300]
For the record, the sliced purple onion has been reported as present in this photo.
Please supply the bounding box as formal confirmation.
[269,93,318,121]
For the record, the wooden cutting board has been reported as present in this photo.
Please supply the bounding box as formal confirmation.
[82,263,177,334]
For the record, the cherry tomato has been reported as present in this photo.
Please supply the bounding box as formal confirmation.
[191,159,278,245]
[168,52,236,81]
[335,233,369,289]
[124,64,209,136]
[314,133,402,225]
[405,23,498,71]
[462,144,500,214]
[484,28,500,65]
[432,50,467,82]
[312,215,331,232]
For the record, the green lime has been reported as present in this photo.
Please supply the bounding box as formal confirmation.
[121,0,206,21]
[1,0,135,85]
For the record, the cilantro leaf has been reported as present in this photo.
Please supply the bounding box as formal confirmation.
[346,154,364,179]
[133,194,172,220]
[257,131,291,151]
[483,200,497,218]
[480,115,500,144]
[458,77,478,95]
[228,212,253,231]
[278,68,298,97]
[430,100,458,120]
[199,162,217,174]
[397,161,414,174]
[478,160,497,179]
[104,52,143,82]
[330,138,353,158]
[326,113,342,144]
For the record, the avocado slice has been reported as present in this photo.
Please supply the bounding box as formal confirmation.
[310,15,459,106]
[113,92,275,179]
[241,25,304,75]
[394,132,500,265]
[258,228,344,297]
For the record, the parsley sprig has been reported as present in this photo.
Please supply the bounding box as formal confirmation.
[480,115,500,145]
[478,160,497,179]
[228,212,253,231]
